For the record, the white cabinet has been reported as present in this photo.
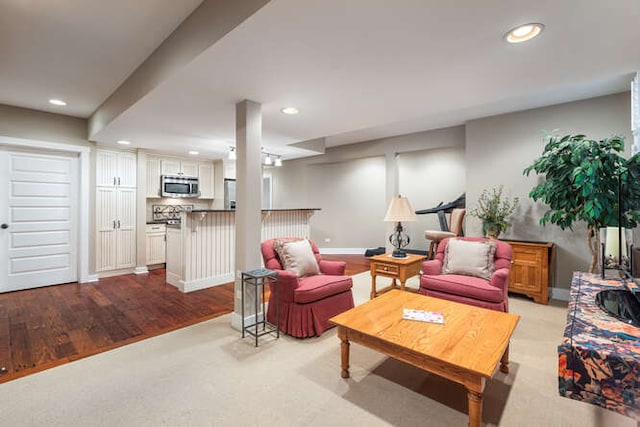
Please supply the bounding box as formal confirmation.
[146,156,162,198]
[96,149,136,188]
[181,161,198,177]
[96,149,136,272]
[198,161,215,199]
[146,224,166,265]
[147,154,215,199]
[160,158,197,177]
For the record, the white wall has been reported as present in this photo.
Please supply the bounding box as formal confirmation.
[466,91,632,290]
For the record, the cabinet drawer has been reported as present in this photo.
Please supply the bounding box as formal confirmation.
[374,263,399,275]
[146,224,166,233]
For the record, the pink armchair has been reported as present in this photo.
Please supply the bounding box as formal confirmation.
[419,237,513,312]
[261,238,354,338]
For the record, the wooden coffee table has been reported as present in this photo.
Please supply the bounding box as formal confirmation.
[369,253,426,299]
[329,290,519,427]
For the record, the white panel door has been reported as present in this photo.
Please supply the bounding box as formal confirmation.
[95,186,117,272]
[0,148,78,292]
[116,188,136,268]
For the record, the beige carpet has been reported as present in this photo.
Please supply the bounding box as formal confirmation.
[1,273,635,427]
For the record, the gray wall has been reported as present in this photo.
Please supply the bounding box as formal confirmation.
[466,91,632,290]
[271,126,466,249]
[398,147,466,252]
[272,92,632,293]
[0,103,88,146]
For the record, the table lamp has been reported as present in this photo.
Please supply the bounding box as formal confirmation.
[384,195,417,258]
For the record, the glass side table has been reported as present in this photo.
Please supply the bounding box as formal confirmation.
[241,268,279,347]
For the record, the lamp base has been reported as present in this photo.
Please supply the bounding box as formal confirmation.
[391,249,408,258]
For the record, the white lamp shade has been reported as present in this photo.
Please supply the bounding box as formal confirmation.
[384,196,417,222]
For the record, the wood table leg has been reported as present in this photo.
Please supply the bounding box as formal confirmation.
[467,389,482,427]
[338,328,350,378]
[500,343,510,374]
[370,274,377,299]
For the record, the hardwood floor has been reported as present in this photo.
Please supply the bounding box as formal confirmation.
[0,255,369,383]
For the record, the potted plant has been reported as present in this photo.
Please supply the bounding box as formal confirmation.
[523,133,640,273]
[469,185,519,239]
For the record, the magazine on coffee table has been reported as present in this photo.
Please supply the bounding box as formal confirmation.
[402,308,444,324]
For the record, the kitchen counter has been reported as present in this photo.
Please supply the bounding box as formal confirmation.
[189,208,321,213]
[166,208,319,292]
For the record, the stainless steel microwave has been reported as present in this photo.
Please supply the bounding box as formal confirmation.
[161,175,200,198]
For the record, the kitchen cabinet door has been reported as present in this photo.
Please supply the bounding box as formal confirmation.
[181,161,198,177]
[161,158,181,175]
[146,157,161,198]
[198,161,215,199]
[117,151,137,188]
[146,229,166,265]
[96,150,118,187]
[116,188,136,269]
[95,186,117,271]
[96,149,137,187]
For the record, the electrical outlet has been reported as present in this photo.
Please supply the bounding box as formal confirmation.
[324,237,331,243]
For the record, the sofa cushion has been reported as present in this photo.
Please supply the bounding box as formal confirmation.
[421,274,504,303]
[442,238,496,280]
[274,238,320,277]
[294,274,353,304]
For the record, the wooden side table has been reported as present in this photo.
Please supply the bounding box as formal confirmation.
[369,253,426,299]
[501,240,555,304]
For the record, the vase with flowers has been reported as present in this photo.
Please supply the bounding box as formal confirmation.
[469,185,519,239]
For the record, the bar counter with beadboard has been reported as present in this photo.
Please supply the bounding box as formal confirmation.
[166,209,319,292]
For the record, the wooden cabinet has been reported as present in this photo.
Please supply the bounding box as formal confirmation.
[145,224,166,265]
[96,149,136,272]
[502,240,555,304]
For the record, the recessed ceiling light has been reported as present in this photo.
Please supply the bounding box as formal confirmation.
[49,99,67,106]
[189,150,199,155]
[504,23,544,44]
[116,140,131,145]
[281,107,299,115]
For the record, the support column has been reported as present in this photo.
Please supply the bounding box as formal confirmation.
[231,100,263,330]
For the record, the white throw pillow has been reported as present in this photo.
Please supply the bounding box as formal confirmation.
[442,238,496,280]
[274,238,320,277]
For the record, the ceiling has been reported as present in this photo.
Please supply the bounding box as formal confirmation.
[2,0,640,160]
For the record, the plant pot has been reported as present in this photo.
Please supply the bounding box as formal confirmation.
[482,221,501,239]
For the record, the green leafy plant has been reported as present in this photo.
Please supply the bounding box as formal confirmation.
[469,185,519,238]
[523,133,640,273]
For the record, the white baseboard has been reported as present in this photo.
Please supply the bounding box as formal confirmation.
[550,287,570,301]
[230,311,265,332]
[134,266,149,275]
[168,272,234,293]
[97,268,136,279]
[319,248,366,255]
[82,274,99,283]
